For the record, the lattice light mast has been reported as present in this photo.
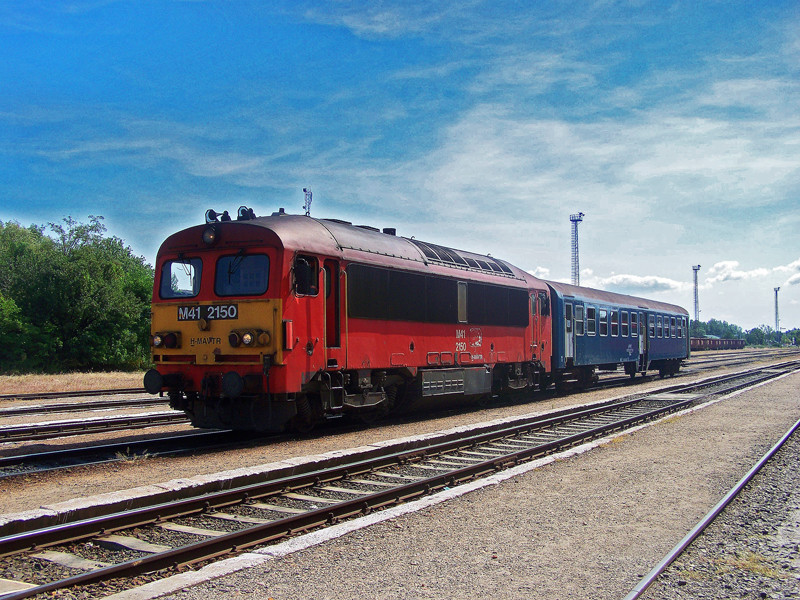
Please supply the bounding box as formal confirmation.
[692,265,701,323]
[570,212,585,286]
[303,188,312,217]
[775,287,781,340]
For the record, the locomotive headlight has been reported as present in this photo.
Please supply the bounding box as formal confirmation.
[152,334,163,347]
[202,226,218,246]
[257,331,271,346]
[163,332,179,349]
[228,332,241,347]
[241,331,255,346]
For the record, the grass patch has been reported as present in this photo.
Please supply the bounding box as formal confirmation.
[114,447,151,463]
[716,551,782,578]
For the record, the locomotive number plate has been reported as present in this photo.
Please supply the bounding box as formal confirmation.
[177,304,238,321]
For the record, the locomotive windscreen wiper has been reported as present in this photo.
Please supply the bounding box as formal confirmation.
[227,248,246,283]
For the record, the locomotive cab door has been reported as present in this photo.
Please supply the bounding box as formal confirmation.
[323,260,345,369]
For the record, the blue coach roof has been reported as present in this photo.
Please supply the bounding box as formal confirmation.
[546,280,688,315]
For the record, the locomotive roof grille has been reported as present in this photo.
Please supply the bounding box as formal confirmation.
[409,239,515,278]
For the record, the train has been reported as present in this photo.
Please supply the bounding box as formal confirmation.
[690,337,745,351]
[143,207,690,432]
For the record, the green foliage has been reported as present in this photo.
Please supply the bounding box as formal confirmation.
[0,217,153,373]
[690,318,744,340]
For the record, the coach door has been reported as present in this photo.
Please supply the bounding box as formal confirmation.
[638,311,648,371]
[564,302,574,363]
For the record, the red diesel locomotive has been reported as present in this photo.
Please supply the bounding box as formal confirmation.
[144,207,552,431]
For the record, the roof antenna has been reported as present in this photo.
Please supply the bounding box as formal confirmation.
[303,188,312,216]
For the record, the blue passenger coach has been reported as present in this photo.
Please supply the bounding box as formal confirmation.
[545,281,689,387]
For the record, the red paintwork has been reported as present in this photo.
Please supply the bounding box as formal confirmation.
[150,214,553,397]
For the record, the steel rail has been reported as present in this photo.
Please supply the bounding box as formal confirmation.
[0,429,234,476]
[623,414,800,600]
[0,411,190,442]
[0,388,144,401]
[0,396,167,418]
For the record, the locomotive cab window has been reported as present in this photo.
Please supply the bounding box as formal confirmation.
[160,258,202,299]
[586,307,596,336]
[294,255,319,296]
[215,254,269,297]
[538,291,550,316]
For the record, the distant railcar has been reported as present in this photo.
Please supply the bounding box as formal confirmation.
[690,337,745,351]
[144,208,689,432]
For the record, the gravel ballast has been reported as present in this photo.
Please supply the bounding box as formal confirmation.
[109,369,800,600]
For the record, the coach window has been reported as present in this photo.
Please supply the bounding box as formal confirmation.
[677,317,683,338]
[160,257,202,299]
[575,305,584,335]
[648,314,655,338]
[599,309,608,336]
[611,310,619,336]
[656,316,663,338]
[631,312,638,336]
[565,303,573,335]
[671,317,677,338]
[621,311,629,337]
[294,255,319,296]
[587,307,596,336]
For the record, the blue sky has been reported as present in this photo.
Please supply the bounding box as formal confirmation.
[2,1,799,331]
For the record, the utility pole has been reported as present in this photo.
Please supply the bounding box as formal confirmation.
[570,212,584,286]
[775,287,781,344]
[692,265,701,323]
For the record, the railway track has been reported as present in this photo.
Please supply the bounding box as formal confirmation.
[0,363,794,600]
[0,411,190,443]
[0,430,241,479]
[0,388,144,402]
[0,351,786,477]
[0,395,167,418]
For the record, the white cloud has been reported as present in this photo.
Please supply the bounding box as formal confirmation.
[705,261,771,284]
[584,273,689,294]
[527,266,550,278]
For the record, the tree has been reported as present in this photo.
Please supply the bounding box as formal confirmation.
[0,217,154,373]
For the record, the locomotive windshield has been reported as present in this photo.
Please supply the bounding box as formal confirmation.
[159,258,202,299]
[215,254,270,296]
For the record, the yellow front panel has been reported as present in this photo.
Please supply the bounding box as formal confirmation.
[151,299,282,365]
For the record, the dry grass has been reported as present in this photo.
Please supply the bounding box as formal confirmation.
[0,372,146,394]
[715,551,782,578]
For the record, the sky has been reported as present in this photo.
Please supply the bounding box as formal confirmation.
[1,1,799,331]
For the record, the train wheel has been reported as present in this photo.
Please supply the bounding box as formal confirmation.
[289,395,315,434]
